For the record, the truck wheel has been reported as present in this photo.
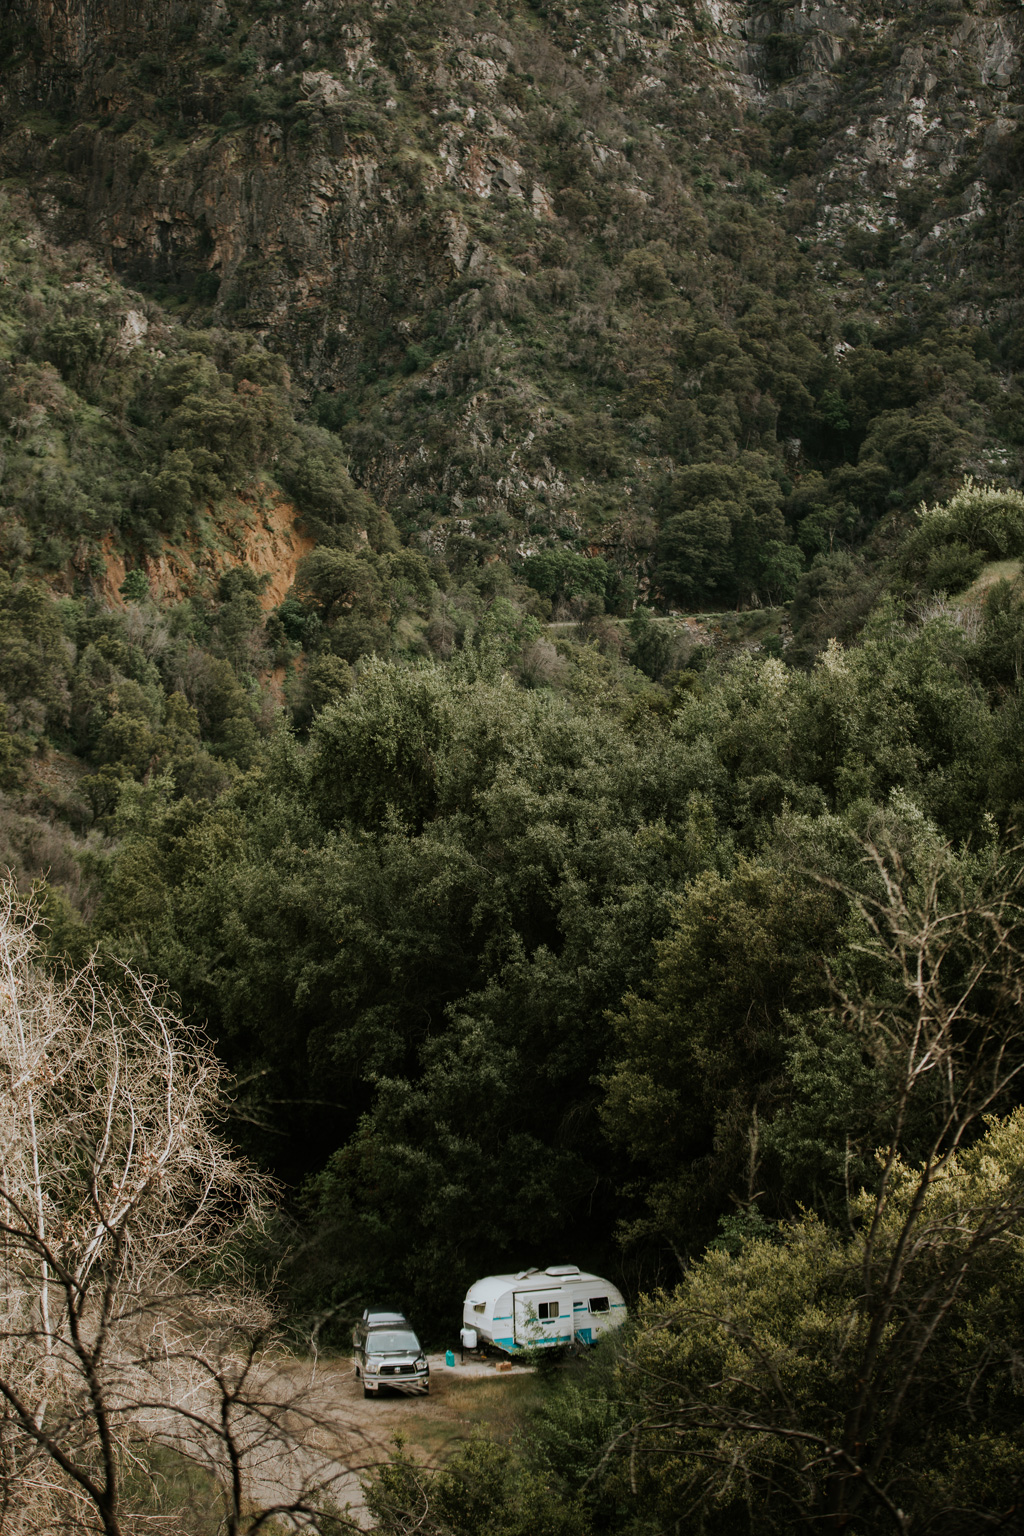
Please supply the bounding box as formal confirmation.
[363,1385,372,1399]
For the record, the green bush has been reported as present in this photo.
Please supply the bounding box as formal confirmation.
[367,1438,587,1536]
[923,540,984,594]
[520,550,609,605]
[119,568,150,602]
[919,478,1024,559]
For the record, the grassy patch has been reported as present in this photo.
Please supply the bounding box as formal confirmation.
[121,1443,297,1534]
[389,1370,550,1465]
[958,558,1022,605]
[442,1371,548,1441]
[121,1443,224,1534]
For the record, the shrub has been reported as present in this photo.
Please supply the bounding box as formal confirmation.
[120,568,151,602]
[918,478,1024,559]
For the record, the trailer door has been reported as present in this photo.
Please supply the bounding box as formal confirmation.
[513,1289,569,1348]
[572,1292,593,1345]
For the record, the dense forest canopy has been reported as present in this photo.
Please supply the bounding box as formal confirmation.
[2,0,1024,1529]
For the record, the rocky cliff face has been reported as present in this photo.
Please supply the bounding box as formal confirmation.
[6,1,1019,287]
[1,0,1022,563]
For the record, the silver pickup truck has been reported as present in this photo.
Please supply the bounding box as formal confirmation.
[352,1311,429,1397]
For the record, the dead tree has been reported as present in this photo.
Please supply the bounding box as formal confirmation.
[0,880,357,1535]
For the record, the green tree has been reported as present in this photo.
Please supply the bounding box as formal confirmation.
[655,462,787,606]
[368,1438,586,1536]
[520,551,609,608]
[601,859,841,1250]
[0,573,71,740]
[622,1109,1024,1534]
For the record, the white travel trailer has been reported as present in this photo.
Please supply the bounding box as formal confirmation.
[462,1265,627,1353]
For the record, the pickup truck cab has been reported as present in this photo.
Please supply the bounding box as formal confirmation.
[353,1316,429,1397]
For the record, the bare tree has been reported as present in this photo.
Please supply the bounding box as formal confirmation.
[0,880,355,1536]
[129,1290,367,1536]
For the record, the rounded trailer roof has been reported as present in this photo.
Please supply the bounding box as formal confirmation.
[464,1275,515,1304]
[465,1267,617,1302]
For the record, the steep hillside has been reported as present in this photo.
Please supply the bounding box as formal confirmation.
[2,0,1022,602]
[6,14,1024,1530]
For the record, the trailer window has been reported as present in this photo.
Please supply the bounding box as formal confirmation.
[473,1303,485,1313]
[589,1296,609,1313]
[538,1301,560,1320]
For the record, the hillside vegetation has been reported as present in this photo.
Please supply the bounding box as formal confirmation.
[2,0,1023,597]
[1,0,1024,1531]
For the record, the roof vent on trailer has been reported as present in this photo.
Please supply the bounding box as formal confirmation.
[545,1265,581,1277]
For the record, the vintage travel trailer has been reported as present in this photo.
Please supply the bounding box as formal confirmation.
[462,1265,627,1353]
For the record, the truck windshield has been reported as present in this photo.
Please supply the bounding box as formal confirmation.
[367,1331,420,1354]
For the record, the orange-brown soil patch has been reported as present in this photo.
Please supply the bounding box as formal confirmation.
[100,487,314,610]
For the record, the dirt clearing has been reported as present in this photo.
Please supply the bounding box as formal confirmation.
[231,1352,544,1524]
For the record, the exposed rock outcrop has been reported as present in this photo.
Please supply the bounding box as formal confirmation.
[1,0,1021,546]
[3,0,1019,389]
